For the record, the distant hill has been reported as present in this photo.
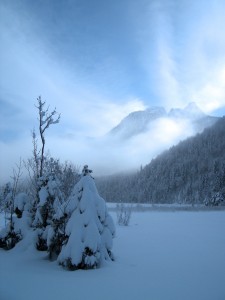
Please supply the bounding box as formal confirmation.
[97,117,225,205]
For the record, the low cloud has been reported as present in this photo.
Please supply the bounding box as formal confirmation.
[44,116,195,178]
[191,67,225,114]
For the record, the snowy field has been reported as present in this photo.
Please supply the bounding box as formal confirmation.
[0,210,225,300]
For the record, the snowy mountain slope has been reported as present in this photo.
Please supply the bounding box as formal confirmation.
[108,102,219,140]
[109,106,166,139]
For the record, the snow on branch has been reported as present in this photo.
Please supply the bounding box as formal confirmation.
[36,96,61,135]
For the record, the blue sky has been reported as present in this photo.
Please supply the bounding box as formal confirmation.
[1,0,225,181]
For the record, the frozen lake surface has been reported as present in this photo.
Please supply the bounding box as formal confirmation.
[0,210,225,300]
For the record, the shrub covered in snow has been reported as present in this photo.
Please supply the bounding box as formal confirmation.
[14,192,31,218]
[0,192,32,250]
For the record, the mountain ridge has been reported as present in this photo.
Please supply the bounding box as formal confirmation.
[108,102,219,140]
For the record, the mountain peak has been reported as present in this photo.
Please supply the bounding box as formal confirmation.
[184,102,205,115]
[169,102,205,119]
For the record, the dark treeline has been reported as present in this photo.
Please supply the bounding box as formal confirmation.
[96,117,225,205]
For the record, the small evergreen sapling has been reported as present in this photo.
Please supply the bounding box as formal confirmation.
[56,166,115,270]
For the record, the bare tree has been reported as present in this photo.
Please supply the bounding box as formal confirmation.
[36,96,60,178]
[0,158,23,249]
[9,158,23,231]
[23,130,40,200]
[23,97,60,205]
[116,203,132,226]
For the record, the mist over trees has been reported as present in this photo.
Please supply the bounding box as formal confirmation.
[96,117,225,206]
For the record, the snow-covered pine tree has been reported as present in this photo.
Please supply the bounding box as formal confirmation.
[55,166,115,270]
[33,174,63,251]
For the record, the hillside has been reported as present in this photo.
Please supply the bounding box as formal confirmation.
[97,117,225,205]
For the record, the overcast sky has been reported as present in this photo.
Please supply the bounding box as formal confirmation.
[1,0,225,182]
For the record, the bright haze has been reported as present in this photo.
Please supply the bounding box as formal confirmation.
[1,0,225,183]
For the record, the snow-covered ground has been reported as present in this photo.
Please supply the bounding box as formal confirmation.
[0,210,225,300]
